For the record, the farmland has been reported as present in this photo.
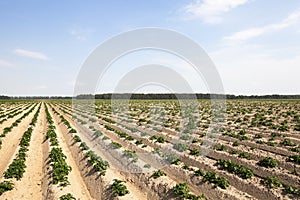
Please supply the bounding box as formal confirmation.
[0,99,299,200]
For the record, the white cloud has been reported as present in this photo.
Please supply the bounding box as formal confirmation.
[183,0,251,23]
[36,85,47,89]
[225,8,300,41]
[225,28,264,41]
[14,49,49,60]
[271,8,300,29]
[69,28,91,40]
[0,59,14,68]
[209,45,300,94]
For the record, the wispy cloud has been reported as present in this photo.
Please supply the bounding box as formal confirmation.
[225,28,265,41]
[69,27,92,40]
[14,49,49,60]
[225,8,300,41]
[36,85,47,89]
[0,59,14,68]
[182,0,251,23]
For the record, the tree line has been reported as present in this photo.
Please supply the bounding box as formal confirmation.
[1,94,300,100]
[90,93,300,100]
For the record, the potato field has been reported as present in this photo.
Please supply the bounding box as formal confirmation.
[0,100,299,200]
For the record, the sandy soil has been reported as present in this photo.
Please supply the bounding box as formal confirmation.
[1,104,46,199]
[0,104,39,176]
[104,169,148,200]
[0,104,34,131]
[75,107,283,199]
[56,103,300,200]
[52,104,148,200]
[47,105,94,200]
[216,139,300,173]
[55,104,243,200]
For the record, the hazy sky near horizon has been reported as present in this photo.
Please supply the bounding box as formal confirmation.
[0,0,300,96]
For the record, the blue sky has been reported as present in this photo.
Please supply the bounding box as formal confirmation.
[0,0,300,96]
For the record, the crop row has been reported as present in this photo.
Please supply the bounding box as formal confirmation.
[0,103,41,196]
[56,102,299,199]
[94,110,300,198]
[0,103,37,140]
[57,104,231,193]
[49,105,111,176]
[49,105,137,198]
[55,104,209,198]
[0,104,28,124]
[45,105,72,187]
[0,103,28,119]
